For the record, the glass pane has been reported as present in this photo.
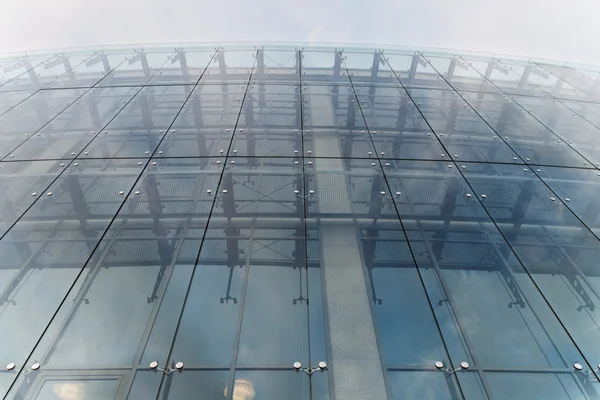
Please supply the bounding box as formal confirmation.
[1,53,95,92]
[148,48,216,85]
[358,217,454,367]
[405,87,521,163]
[95,49,176,87]
[231,371,309,400]
[353,85,449,160]
[229,83,301,157]
[160,370,229,399]
[0,90,36,117]
[509,94,600,166]
[386,160,585,368]
[9,87,141,161]
[421,52,499,93]
[81,85,192,158]
[532,63,597,102]
[481,371,599,400]
[535,166,600,231]
[387,159,600,398]
[1,158,222,400]
[537,64,600,100]
[156,83,247,157]
[0,88,89,159]
[383,51,448,89]
[0,160,65,236]
[8,158,218,370]
[560,99,600,129]
[201,48,256,84]
[166,157,309,368]
[459,89,592,167]
[254,47,300,85]
[0,54,53,89]
[45,51,131,90]
[31,379,119,400]
[237,263,307,364]
[127,370,162,400]
[388,371,459,400]
[0,158,144,394]
[303,84,377,158]
[461,162,600,368]
[343,50,378,77]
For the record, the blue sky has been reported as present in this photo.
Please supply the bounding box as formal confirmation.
[1,0,599,64]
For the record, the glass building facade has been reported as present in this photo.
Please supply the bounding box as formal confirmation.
[2,43,600,399]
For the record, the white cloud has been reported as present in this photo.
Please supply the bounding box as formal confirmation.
[1,0,600,64]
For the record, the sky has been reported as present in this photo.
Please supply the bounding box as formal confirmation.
[1,0,599,65]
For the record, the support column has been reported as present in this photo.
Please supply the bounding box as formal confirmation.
[306,85,388,400]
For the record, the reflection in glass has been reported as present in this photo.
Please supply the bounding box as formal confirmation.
[225,379,256,400]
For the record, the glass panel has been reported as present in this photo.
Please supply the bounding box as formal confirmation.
[385,160,587,372]
[0,158,144,395]
[127,371,162,400]
[303,84,376,158]
[509,94,600,166]
[353,85,449,160]
[6,44,600,400]
[383,51,449,89]
[201,48,256,84]
[254,47,300,85]
[166,157,309,369]
[421,52,499,93]
[0,90,36,117]
[0,88,89,159]
[1,158,221,399]
[148,48,216,85]
[156,83,247,157]
[262,48,298,72]
[480,371,599,400]
[461,162,600,369]
[406,87,521,163]
[535,166,600,231]
[1,53,95,92]
[560,99,600,129]
[30,378,119,400]
[81,85,192,158]
[466,57,528,93]
[95,49,176,87]
[45,51,131,90]
[343,50,378,77]
[160,370,229,399]
[534,63,598,101]
[230,371,309,400]
[0,160,65,237]
[10,158,217,367]
[0,54,53,89]
[311,370,330,400]
[301,48,349,85]
[229,83,301,157]
[356,206,456,368]
[9,87,141,161]
[388,371,459,400]
[458,89,592,167]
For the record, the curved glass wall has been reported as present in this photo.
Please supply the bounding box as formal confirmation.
[1,43,600,399]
